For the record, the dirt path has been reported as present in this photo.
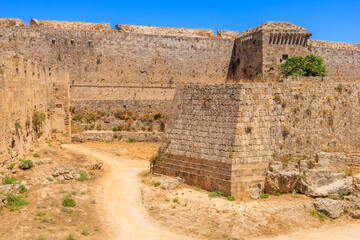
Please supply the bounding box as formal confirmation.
[257,222,360,240]
[64,144,195,240]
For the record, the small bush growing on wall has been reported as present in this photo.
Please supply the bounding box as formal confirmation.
[280,54,327,78]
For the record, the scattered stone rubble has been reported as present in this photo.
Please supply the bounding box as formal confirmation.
[263,152,360,219]
[88,160,103,170]
[148,176,185,190]
[52,166,81,180]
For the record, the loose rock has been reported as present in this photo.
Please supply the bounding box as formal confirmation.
[313,198,345,219]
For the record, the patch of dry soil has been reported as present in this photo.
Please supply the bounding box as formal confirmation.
[65,142,198,240]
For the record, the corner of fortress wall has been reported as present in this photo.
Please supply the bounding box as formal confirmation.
[154,77,360,197]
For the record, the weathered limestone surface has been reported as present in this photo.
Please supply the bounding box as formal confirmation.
[0,18,24,26]
[314,198,345,219]
[0,54,70,163]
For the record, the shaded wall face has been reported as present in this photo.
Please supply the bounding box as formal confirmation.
[0,55,70,163]
[229,32,263,82]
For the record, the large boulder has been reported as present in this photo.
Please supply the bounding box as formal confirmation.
[314,198,345,219]
[264,169,299,194]
[300,170,353,198]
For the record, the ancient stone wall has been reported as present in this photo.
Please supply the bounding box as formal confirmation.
[0,54,70,164]
[116,24,214,37]
[155,77,360,197]
[309,40,360,77]
[217,30,240,39]
[0,25,234,116]
[30,19,111,32]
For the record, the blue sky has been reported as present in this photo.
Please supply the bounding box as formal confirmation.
[1,0,359,43]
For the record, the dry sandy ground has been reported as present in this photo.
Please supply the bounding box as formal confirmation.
[65,142,197,240]
[66,142,360,240]
[2,141,360,240]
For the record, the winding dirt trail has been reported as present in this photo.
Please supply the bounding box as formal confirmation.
[64,144,195,240]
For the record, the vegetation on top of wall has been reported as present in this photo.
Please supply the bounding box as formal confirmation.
[280,54,327,78]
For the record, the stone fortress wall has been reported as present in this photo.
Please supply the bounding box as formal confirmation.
[0,18,235,118]
[309,40,360,77]
[155,77,360,197]
[1,17,360,196]
[0,53,70,164]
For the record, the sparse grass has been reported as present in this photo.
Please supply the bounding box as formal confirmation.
[209,190,222,198]
[77,172,89,181]
[260,193,269,199]
[5,193,28,211]
[46,177,53,182]
[344,165,356,177]
[9,163,15,170]
[19,184,28,194]
[154,182,161,187]
[2,176,18,185]
[33,153,40,158]
[173,198,179,203]
[274,192,282,196]
[34,216,53,223]
[66,233,75,240]
[62,197,76,207]
[227,196,235,201]
[37,235,46,240]
[310,209,328,222]
[281,155,290,164]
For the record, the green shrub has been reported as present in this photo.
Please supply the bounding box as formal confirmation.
[5,193,28,210]
[2,176,18,185]
[19,159,34,170]
[77,172,89,182]
[15,121,22,129]
[19,185,28,194]
[62,197,76,207]
[280,54,327,78]
[9,163,15,170]
[128,137,135,143]
[154,182,161,187]
[210,190,222,198]
[33,153,40,158]
[112,126,118,131]
[173,198,179,203]
[260,193,269,199]
[274,192,282,196]
[227,196,235,201]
